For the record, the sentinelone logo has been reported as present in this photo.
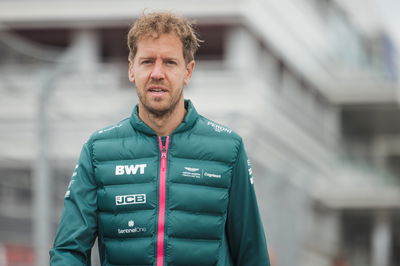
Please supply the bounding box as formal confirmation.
[115,194,146,206]
[118,220,146,234]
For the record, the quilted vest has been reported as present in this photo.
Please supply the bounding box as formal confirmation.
[92,100,240,265]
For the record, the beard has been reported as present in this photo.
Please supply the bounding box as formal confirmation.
[137,85,184,119]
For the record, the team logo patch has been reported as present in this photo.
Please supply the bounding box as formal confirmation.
[182,167,201,178]
[182,167,222,179]
[184,167,199,172]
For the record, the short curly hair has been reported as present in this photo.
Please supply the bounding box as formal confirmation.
[127,12,202,64]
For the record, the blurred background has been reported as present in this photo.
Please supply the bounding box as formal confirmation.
[0,0,399,265]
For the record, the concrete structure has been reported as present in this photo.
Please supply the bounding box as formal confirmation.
[0,1,399,265]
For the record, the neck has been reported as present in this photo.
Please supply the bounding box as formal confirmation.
[138,100,186,136]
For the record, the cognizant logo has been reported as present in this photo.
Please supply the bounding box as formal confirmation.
[115,194,146,205]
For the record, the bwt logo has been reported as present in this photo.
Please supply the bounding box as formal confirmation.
[115,164,147,175]
[115,194,146,206]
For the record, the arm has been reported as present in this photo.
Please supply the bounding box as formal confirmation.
[226,140,270,266]
[50,142,98,265]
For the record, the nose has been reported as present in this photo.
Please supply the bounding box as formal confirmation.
[150,60,165,81]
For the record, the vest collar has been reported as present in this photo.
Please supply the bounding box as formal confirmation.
[129,99,199,136]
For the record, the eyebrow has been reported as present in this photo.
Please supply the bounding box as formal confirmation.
[138,56,179,61]
[138,57,155,60]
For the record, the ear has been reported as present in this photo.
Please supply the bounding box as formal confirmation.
[128,61,135,83]
[184,60,195,86]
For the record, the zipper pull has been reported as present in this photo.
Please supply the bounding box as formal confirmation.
[160,146,167,171]
[159,136,169,158]
[161,148,167,158]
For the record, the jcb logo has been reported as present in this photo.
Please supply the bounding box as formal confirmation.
[115,164,147,175]
[115,194,146,206]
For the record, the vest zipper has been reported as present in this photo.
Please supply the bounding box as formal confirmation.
[157,136,169,266]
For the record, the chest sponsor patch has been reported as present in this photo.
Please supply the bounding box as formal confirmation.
[204,172,221,178]
[182,167,201,178]
[115,194,146,205]
[182,167,222,179]
[117,220,147,234]
[115,164,147,175]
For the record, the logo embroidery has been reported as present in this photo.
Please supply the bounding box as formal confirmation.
[98,124,122,134]
[115,194,146,205]
[117,220,146,234]
[182,167,201,178]
[207,121,232,134]
[65,171,77,198]
[204,172,221,178]
[182,167,222,179]
[247,159,254,184]
[115,164,147,175]
[184,167,199,172]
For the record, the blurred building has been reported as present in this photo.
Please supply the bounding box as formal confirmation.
[0,1,399,266]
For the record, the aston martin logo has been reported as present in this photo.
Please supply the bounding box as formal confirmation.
[184,167,199,172]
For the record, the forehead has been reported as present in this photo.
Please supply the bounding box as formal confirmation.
[136,33,184,58]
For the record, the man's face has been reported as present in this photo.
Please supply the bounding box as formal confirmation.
[128,33,195,117]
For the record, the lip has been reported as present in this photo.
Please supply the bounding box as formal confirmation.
[147,85,169,96]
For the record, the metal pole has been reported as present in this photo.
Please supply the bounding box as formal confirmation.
[33,67,70,265]
[33,47,77,266]
[0,26,77,266]
[33,30,83,266]
[33,73,52,266]
[371,210,391,266]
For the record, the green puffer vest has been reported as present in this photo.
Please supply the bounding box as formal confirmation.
[50,100,270,266]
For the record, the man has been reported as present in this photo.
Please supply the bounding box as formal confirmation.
[50,12,270,266]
